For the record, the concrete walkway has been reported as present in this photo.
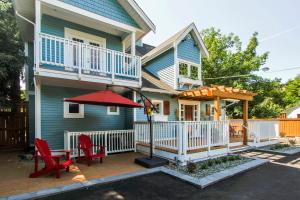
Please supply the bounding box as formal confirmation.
[37,151,300,200]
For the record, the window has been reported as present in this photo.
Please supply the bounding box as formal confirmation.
[179,63,188,76]
[107,106,120,115]
[190,65,198,80]
[178,61,200,80]
[64,102,84,118]
[152,100,163,114]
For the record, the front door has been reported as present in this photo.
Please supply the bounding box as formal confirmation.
[185,105,194,121]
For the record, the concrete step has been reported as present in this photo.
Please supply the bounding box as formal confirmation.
[230,145,252,153]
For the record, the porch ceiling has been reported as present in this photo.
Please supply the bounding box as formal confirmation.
[178,85,257,101]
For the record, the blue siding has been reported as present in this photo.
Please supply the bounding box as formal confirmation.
[41,85,133,149]
[177,32,201,64]
[59,0,139,28]
[144,48,174,77]
[29,95,35,146]
[41,15,122,52]
[136,92,178,121]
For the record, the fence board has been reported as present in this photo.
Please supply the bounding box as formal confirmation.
[279,119,300,137]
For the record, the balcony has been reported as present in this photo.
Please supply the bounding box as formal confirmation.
[37,33,141,87]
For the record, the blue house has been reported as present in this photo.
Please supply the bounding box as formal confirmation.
[14,0,262,162]
[14,0,155,150]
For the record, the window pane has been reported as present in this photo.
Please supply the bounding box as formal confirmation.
[110,106,118,112]
[69,104,79,113]
[179,63,188,76]
[153,103,161,114]
[190,65,198,80]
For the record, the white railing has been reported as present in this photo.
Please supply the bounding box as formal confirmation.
[135,121,229,157]
[39,33,141,80]
[248,120,279,142]
[64,130,135,158]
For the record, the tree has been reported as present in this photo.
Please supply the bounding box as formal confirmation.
[284,75,300,108]
[0,0,24,105]
[200,28,285,118]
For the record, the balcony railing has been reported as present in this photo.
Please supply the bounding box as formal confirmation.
[39,33,141,82]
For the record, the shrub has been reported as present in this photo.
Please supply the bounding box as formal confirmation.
[200,163,209,170]
[221,156,229,163]
[289,139,296,146]
[186,161,197,173]
[207,159,215,167]
[214,158,222,165]
[270,143,290,150]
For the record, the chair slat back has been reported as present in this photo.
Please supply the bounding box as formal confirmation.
[35,138,54,168]
[79,134,93,157]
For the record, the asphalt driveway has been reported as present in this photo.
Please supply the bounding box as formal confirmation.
[39,152,300,200]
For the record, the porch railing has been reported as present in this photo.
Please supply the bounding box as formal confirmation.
[248,120,279,142]
[134,121,230,160]
[64,130,135,158]
[39,33,141,80]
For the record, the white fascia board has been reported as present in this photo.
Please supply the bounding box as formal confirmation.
[141,43,173,65]
[127,0,156,33]
[175,23,209,58]
[41,0,142,33]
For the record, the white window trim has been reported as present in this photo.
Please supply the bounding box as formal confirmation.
[107,106,120,115]
[178,59,200,79]
[64,101,84,118]
[64,28,106,48]
[152,100,168,121]
[178,100,200,121]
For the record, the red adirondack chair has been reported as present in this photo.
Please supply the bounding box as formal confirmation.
[30,138,73,178]
[77,134,105,166]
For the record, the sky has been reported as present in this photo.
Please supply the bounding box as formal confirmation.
[135,0,300,83]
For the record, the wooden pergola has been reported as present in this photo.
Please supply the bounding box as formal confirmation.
[178,85,257,144]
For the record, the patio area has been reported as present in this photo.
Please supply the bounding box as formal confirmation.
[0,151,144,197]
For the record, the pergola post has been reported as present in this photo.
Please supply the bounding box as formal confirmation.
[243,100,249,145]
[214,96,220,121]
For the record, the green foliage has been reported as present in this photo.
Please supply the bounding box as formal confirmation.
[284,75,300,108]
[179,62,188,76]
[200,28,287,118]
[270,144,290,150]
[0,0,24,105]
[186,160,197,173]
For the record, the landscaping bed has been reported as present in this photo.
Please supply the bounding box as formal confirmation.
[167,155,253,179]
[259,143,300,155]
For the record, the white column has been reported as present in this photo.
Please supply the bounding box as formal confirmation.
[122,41,126,53]
[131,32,136,56]
[35,79,41,139]
[133,91,137,122]
[35,0,41,70]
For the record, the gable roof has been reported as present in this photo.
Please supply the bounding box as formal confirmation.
[142,70,179,95]
[283,102,300,114]
[142,23,209,64]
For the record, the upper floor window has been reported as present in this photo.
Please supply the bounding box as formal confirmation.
[178,61,200,80]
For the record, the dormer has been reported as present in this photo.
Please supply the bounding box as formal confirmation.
[142,23,209,90]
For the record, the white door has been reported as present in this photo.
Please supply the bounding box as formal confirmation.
[65,28,106,73]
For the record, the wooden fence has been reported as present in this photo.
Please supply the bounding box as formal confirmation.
[0,103,29,149]
[279,119,300,137]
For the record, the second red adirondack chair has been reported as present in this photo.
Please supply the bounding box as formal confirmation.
[77,134,105,166]
[30,138,73,178]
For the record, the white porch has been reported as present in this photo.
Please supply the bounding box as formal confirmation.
[64,120,280,163]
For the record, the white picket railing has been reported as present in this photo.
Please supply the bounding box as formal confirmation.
[248,120,279,142]
[64,130,135,158]
[135,121,230,157]
[39,33,141,80]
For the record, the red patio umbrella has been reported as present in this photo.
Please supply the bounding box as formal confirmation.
[64,90,143,108]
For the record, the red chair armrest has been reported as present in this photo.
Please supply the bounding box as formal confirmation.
[51,155,61,165]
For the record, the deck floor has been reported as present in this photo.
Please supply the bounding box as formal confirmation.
[0,151,145,197]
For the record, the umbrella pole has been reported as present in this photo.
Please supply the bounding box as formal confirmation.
[149,114,153,159]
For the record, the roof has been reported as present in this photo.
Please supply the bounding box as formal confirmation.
[142,71,179,95]
[178,85,257,101]
[127,43,155,57]
[283,102,300,114]
[142,23,209,64]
